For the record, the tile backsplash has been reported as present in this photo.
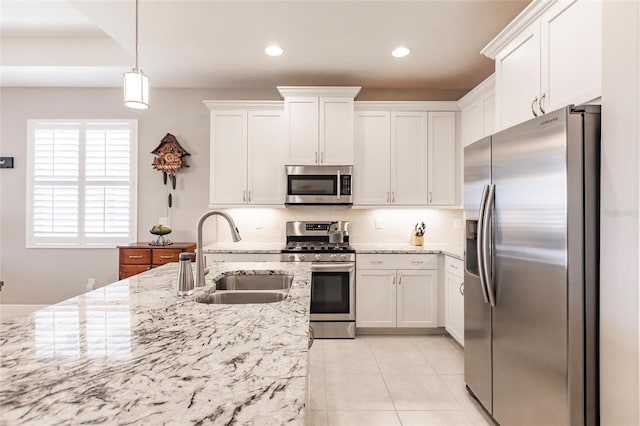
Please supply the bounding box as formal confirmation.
[210,207,464,246]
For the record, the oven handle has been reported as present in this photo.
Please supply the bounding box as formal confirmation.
[311,263,355,273]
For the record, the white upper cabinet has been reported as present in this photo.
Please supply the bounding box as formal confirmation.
[427,112,456,205]
[209,110,247,205]
[278,87,361,166]
[354,103,458,207]
[391,111,428,205]
[205,102,285,206]
[459,75,496,148]
[247,110,285,205]
[483,0,602,131]
[354,110,391,205]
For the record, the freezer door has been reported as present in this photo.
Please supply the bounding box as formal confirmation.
[491,108,571,426]
[463,137,492,413]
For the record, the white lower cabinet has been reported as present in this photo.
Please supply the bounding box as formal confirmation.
[356,254,438,328]
[444,256,464,345]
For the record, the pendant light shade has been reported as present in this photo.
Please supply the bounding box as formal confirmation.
[124,0,149,109]
[124,68,149,109]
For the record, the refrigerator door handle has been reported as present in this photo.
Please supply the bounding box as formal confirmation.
[482,183,497,307]
[477,184,490,304]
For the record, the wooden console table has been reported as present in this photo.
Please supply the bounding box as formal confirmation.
[117,242,196,280]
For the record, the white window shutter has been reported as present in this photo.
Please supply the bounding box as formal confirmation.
[27,120,137,248]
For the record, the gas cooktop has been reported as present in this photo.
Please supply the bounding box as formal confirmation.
[282,241,354,253]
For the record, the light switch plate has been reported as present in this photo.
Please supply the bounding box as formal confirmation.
[375,217,383,229]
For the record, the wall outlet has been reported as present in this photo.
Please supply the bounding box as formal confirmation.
[453,219,462,230]
[255,218,263,229]
[375,216,383,229]
[86,278,96,291]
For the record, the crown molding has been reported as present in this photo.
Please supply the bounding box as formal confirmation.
[354,101,460,112]
[277,86,362,98]
[202,100,284,110]
[457,74,495,110]
[481,0,556,59]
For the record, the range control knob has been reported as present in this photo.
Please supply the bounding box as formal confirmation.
[330,254,337,260]
[288,255,295,261]
[340,254,348,260]
[299,255,306,261]
[314,254,322,261]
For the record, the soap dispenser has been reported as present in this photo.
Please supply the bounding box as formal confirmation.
[176,252,195,296]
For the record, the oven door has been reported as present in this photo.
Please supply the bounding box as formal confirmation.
[310,262,355,321]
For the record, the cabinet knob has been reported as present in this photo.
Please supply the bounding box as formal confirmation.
[531,97,539,117]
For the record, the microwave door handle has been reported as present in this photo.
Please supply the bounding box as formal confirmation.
[337,171,341,200]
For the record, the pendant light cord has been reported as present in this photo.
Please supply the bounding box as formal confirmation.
[135,0,139,70]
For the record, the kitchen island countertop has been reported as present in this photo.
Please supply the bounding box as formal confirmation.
[0,261,311,425]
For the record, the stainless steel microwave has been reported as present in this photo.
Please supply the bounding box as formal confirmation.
[285,165,353,205]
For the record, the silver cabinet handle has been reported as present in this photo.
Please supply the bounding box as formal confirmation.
[398,275,402,285]
[243,190,246,202]
[321,152,324,164]
[411,260,423,264]
[531,97,539,117]
[315,152,318,164]
[159,255,174,259]
[308,326,315,349]
[539,93,546,114]
[449,264,458,269]
[128,255,143,259]
[391,192,395,203]
[459,282,464,295]
[429,192,433,203]
[248,190,251,202]
[387,192,390,203]
[370,260,383,264]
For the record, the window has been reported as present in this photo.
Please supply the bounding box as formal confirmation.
[26,120,137,247]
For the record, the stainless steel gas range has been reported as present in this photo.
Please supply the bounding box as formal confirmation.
[280,221,355,339]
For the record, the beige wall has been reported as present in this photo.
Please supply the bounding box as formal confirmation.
[600,1,640,424]
[0,87,463,305]
[0,87,278,304]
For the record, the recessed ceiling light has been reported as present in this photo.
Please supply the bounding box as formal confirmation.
[265,45,284,56]
[392,47,411,58]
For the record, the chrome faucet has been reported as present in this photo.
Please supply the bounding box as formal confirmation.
[196,210,241,287]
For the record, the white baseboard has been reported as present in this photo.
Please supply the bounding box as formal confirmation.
[0,304,47,321]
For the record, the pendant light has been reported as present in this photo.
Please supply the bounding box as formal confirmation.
[123,0,149,109]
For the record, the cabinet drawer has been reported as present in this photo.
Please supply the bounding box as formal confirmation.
[120,249,151,265]
[357,254,437,270]
[445,256,464,279]
[152,249,183,265]
[120,265,151,279]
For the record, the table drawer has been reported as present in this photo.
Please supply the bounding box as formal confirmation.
[120,249,151,265]
[152,249,183,265]
[357,254,437,270]
[120,265,151,279]
[445,256,464,279]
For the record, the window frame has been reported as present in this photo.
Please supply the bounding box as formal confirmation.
[26,119,138,248]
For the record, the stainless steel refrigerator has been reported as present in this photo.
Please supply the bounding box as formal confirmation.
[463,105,600,426]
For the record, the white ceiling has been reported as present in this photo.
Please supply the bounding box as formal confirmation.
[0,0,529,97]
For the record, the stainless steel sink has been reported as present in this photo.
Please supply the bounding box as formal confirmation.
[214,274,293,291]
[196,291,288,304]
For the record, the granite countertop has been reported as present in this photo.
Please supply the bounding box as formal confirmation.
[0,261,311,425]
[202,242,284,254]
[351,243,464,260]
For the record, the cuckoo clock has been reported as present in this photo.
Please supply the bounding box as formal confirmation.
[151,133,191,207]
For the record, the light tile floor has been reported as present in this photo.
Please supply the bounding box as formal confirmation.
[306,335,494,426]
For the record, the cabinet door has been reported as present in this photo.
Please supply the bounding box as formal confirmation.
[427,111,456,206]
[354,110,391,205]
[356,269,396,328]
[495,20,541,131]
[396,270,437,327]
[320,97,354,165]
[540,0,602,112]
[210,110,247,204]
[247,110,285,204]
[461,101,483,148]
[391,111,428,205]
[445,272,465,346]
[285,97,319,165]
